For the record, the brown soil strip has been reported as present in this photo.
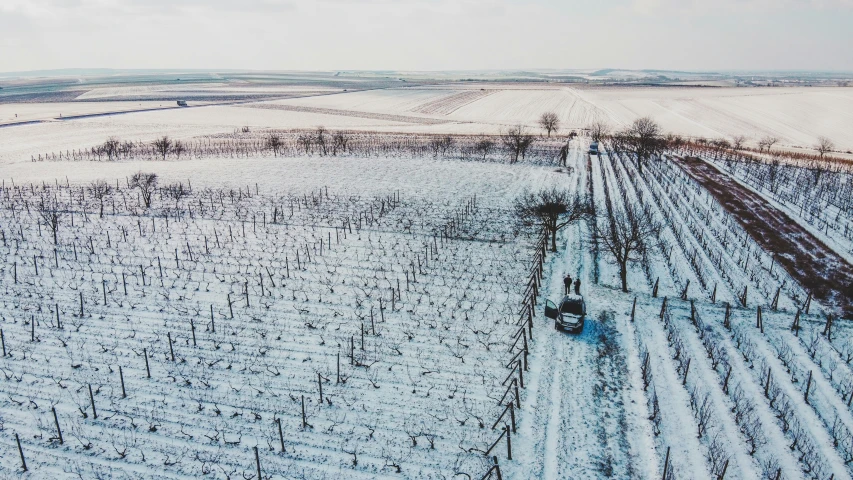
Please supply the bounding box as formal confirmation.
[675,156,853,318]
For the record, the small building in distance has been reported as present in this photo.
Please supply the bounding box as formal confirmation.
[176,100,188,107]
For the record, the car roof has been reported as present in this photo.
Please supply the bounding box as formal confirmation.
[561,295,584,304]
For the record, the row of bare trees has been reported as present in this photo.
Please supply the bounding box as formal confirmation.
[590,117,841,158]
[79,137,186,162]
[514,187,659,293]
[585,117,667,175]
[36,129,573,165]
[33,172,163,245]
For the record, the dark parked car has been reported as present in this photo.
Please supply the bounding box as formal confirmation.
[588,142,599,155]
[544,295,586,333]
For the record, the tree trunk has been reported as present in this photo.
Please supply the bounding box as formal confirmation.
[550,226,558,252]
[620,260,629,293]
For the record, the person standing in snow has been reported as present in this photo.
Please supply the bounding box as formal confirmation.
[564,274,572,295]
[574,278,581,295]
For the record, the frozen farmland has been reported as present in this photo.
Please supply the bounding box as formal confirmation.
[1,129,853,479]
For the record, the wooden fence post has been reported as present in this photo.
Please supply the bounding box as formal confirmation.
[88,384,97,419]
[791,309,801,336]
[52,406,63,444]
[276,418,285,452]
[144,348,151,378]
[15,433,27,472]
[631,297,637,322]
[119,366,126,398]
[254,446,262,480]
[301,395,307,428]
[804,370,813,405]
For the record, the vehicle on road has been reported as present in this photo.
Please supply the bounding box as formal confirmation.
[588,142,599,155]
[544,295,586,333]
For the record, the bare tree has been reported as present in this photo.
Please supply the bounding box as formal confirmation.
[315,127,328,156]
[429,136,454,158]
[103,137,121,161]
[664,134,685,152]
[502,126,535,164]
[758,136,778,153]
[332,131,349,156]
[586,120,610,142]
[711,138,731,159]
[152,136,172,160]
[119,141,135,159]
[515,188,592,252]
[171,140,186,159]
[622,117,664,175]
[37,196,63,244]
[265,134,283,157]
[130,172,158,208]
[731,135,747,150]
[593,204,661,292]
[816,136,834,158]
[767,158,783,193]
[538,112,560,137]
[92,145,105,162]
[165,183,190,207]
[87,180,113,218]
[297,133,314,154]
[474,138,495,161]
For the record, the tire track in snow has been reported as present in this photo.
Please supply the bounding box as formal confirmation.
[554,311,600,479]
[516,141,634,479]
[512,141,581,479]
[543,339,563,478]
[549,142,621,479]
[543,143,587,479]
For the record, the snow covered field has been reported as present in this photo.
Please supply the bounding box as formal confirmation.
[506,142,853,480]
[2,138,852,479]
[0,157,561,478]
[0,102,177,125]
[2,77,853,478]
[265,85,853,150]
[3,84,851,164]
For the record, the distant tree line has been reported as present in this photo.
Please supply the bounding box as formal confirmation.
[31,127,575,166]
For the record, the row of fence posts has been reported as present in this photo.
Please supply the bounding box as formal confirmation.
[480,229,548,480]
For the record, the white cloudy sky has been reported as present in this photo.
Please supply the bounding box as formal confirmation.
[1,0,851,72]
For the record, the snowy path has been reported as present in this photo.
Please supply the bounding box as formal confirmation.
[512,142,636,479]
[546,218,598,479]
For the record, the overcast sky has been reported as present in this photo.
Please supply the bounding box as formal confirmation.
[1,0,852,72]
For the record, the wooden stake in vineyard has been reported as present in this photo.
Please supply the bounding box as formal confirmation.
[15,433,27,472]
[791,309,801,335]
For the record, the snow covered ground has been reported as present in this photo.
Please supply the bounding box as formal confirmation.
[0,157,565,478]
[1,85,853,477]
[0,102,177,125]
[3,84,851,163]
[267,85,853,150]
[506,142,853,480]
